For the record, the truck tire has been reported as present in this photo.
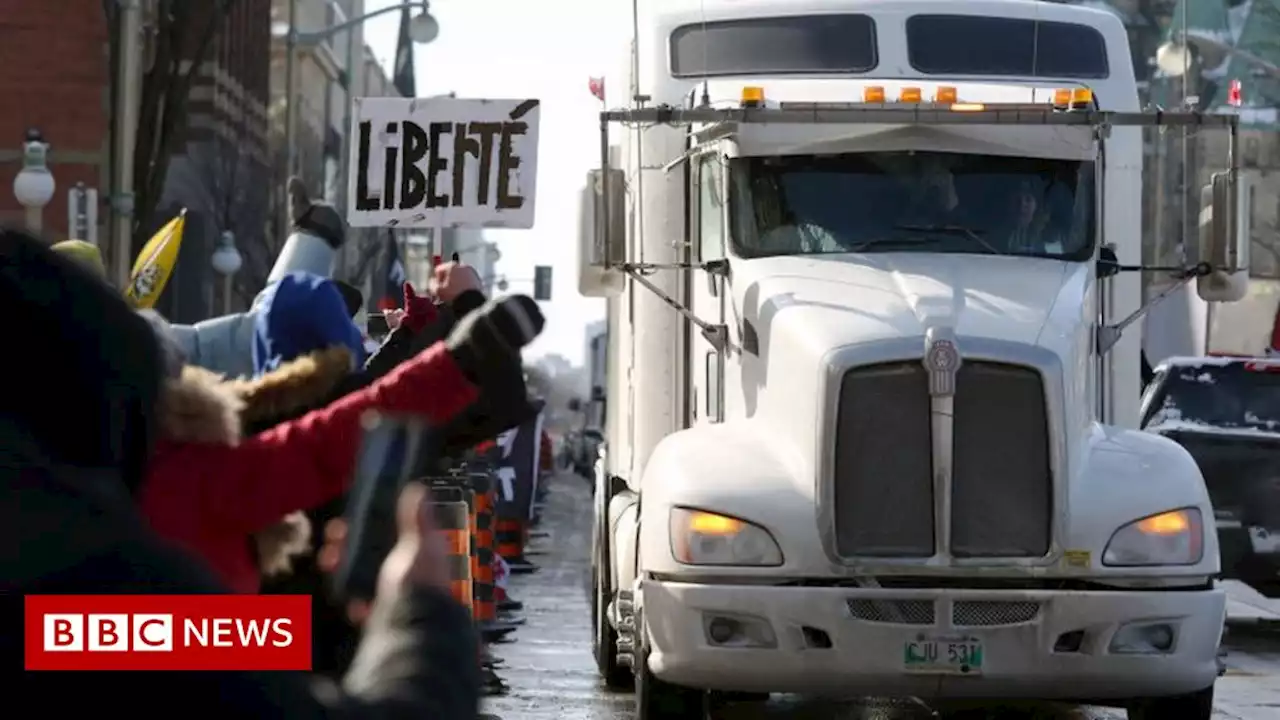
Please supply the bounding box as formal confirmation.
[1126,685,1213,720]
[591,561,632,689]
[635,613,705,720]
[591,484,632,689]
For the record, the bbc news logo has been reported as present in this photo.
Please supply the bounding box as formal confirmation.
[43,614,295,652]
[24,595,312,671]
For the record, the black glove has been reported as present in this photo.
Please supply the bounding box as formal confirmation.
[445,294,544,386]
[439,295,544,454]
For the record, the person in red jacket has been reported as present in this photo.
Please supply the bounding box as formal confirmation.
[137,294,544,593]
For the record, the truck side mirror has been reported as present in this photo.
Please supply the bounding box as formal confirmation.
[1195,171,1250,303]
[578,168,627,298]
[1096,246,1119,279]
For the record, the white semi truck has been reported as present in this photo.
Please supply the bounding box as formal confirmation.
[577,1,1251,718]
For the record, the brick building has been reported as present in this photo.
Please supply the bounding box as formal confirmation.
[0,0,272,321]
[162,0,274,321]
[0,0,112,236]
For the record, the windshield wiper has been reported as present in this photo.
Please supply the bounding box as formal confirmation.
[845,235,934,253]
[893,224,1002,255]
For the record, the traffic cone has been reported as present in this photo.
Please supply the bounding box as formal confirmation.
[470,474,521,638]
[496,517,539,575]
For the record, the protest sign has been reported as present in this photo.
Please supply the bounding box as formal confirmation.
[348,97,540,229]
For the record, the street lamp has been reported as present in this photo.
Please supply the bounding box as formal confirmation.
[211,229,243,314]
[1155,41,1193,78]
[278,0,439,234]
[13,129,55,236]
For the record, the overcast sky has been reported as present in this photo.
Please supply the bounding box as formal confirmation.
[363,0,629,365]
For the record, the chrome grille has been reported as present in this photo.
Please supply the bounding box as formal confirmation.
[847,599,936,625]
[952,600,1041,627]
[831,359,1053,559]
[832,362,934,557]
[951,362,1052,557]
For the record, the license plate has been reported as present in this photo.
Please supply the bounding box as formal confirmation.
[903,636,983,675]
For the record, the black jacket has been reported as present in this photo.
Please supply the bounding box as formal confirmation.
[254,290,494,676]
[306,289,535,467]
[0,229,480,718]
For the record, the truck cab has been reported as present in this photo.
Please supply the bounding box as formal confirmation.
[579,2,1249,718]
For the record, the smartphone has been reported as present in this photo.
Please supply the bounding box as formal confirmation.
[366,312,389,338]
[333,413,429,602]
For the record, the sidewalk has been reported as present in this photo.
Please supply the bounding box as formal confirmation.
[482,473,631,720]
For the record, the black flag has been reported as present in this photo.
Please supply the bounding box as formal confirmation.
[393,8,416,98]
[377,232,406,310]
[495,403,546,522]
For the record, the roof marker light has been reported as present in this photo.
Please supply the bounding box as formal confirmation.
[741,86,765,107]
[900,87,922,103]
[863,86,885,103]
[1053,89,1072,106]
[1071,88,1093,106]
[935,86,957,103]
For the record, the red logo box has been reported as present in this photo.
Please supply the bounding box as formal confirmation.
[24,595,312,671]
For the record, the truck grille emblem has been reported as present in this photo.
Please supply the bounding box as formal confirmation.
[923,328,961,397]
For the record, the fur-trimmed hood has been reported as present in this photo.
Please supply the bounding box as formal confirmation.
[157,345,354,444]
[155,346,355,578]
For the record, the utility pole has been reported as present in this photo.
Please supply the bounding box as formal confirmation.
[335,17,357,277]
[112,0,144,287]
[281,0,299,236]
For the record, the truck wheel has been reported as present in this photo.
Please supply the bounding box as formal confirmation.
[1126,685,1213,720]
[591,562,632,689]
[590,487,632,690]
[635,615,705,720]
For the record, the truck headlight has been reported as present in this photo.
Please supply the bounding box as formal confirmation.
[669,507,783,566]
[1102,508,1204,567]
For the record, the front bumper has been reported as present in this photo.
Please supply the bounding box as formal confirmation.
[643,580,1224,700]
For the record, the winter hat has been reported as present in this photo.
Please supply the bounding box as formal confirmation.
[50,240,107,280]
[0,227,163,491]
[252,271,365,375]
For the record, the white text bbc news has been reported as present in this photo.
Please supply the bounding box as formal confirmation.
[43,614,295,652]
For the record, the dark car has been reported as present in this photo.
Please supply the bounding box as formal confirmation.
[1141,356,1280,596]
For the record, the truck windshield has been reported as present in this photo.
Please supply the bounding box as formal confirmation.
[728,151,1095,261]
[1147,363,1280,432]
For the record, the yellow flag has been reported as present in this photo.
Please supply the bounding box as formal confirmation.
[126,209,186,309]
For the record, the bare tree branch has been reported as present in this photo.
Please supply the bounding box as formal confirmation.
[131,0,239,256]
[252,97,329,301]
[187,86,272,305]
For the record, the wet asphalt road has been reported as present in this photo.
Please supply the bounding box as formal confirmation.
[483,474,1280,720]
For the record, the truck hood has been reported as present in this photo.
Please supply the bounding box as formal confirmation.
[728,253,1092,473]
[732,253,1083,353]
